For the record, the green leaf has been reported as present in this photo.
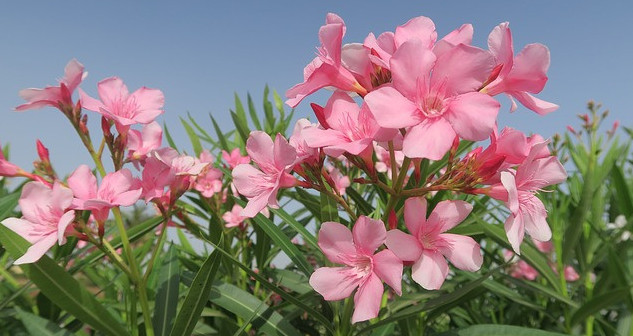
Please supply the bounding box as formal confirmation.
[187,112,217,147]
[180,117,203,156]
[263,85,275,133]
[15,307,74,336]
[169,246,223,336]
[247,93,262,130]
[320,190,339,223]
[210,114,230,152]
[269,207,318,251]
[0,226,129,336]
[153,244,181,336]
[234,199,313,276]
[436,324,569,336]
[234,92,248,129]
[208,281,300,336]
[611,165,633,217]
[0,191,19,220]
[346,188,373,216]
[163,122,178,151]
[571,287,629,326]
[230,110,250,144]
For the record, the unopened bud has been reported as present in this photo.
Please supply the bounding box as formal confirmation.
[310,103,330,129]
[388,210,398,230]
[79,114,89,136]
[36,140,50,163]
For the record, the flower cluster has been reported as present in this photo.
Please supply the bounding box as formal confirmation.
[229,13,565,322]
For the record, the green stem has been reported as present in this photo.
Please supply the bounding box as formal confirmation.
[381,157,411,223]
[142,218,169,283]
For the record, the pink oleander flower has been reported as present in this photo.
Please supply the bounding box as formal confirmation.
[309,217,403,323]
[386,197,482,290]
[504,250,538,281]
[68,165,142,222]
[563,266,580,282]
[489,142,567,253]
[374,142,405,175]
[233,132,298,218]
[365,39,500,160]
[1,181,75,264]
[79,77,164,130]
[327,166,350,195]
[482,22,558,115]
[286,13,368,107]
[303,91,396,158]
[194,168,223,198]
[289,118,319,166]
[140,156,173,202]
[152,148,209,198]
[222,204,247,228]
[0,142,21,177]
[222,148,250,169]
[127,121,163,163]
[16,59,86,112]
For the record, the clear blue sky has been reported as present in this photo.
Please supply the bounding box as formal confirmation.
[1,1,631,176]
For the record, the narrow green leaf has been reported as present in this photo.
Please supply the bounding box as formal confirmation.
[234,92,248,127]
[230,110,250,144]
[234,199,313,276]
[571,288,629,327]
[320,190,339,223]
[263,85,275,133]
[0,191,19,220]
[269,207,318,251]
[272,89,285,117]
[15,307,74,336]
[187,112,216,145]
[169,246,222,336]
[153,244,181,336]
[208,281,300,336]
[180,117,203,156]
[247,93,262,130]
[611,165,633,217]
[436,324,569,336]
[163,122,178,151]
[209,114,230,152]
[0,226,129,336]
[346,188,373,216]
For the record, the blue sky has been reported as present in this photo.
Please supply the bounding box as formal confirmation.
[1,1,631,176]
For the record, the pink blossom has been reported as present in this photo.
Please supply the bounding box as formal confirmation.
[504,250,538,281]
[289,119,319,165]
[79,77,164,129]
[327,167,350,195]
[222,204,247,228]
[150,148,209,198]
[0,142,21,177]
[67,165,142,222]
[16,59,86,112]
[139,156,173,202]
[374,143,405,175]
[1,181,75,264]
[232,132,298,218]
[365,39,499,160]
[482,22,558,115]
[303,91,396,158]
[286,13,368,107]
[127,122,163,163]
[489,143,567,253]
[386,197,482,290]
[563,266,580,282]
[222,148,250,169]
[309,217,403,323]
[194,167,223,198]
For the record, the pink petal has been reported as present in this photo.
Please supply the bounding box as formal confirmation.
[352,216,386,255]
[130,87,165,116]
[372,249,403,295]
[78,88,105,112]
[438,233,482,271]
[390,40,436,100]
[505,213,525,254]
[520,195,552,242]
[97,77,129,107]
[404,197,427,235]
[385,229,423,262]
[427,200,473,233]
[63,59,85,92]
[50,181,73,212]
[487,22,514,78]
[241,192,272,218]
[507,43,550,93]
[18,182,55,224]
[57,210,76,245]
[2,218,38,244]
[432,44,494,96]
[317,221,356,265]
[394,16,437,48]
[444,92,499,141]
[364,86,421,129]
[272,134,297,170]
[309,266,360,301]
[510,91,558,115]
[433,24,474,58]
[324,138,373,157]
[411,250,448,290]
[112,189,142,207]
[68,165,98,201]
[245,131,275,169]
[14,233,58,265]
[352,273,383,323]
[402,118,456,160]
[232,164,269,198]
[500,171,519,214]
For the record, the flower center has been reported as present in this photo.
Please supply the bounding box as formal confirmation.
[421,95,445,118]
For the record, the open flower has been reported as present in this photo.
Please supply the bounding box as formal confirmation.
[386,197,482,289]
[1,181,75,264]
[222,148,250,169]
[310,217,403,323]
[79,77,164,130]
[365,39,499,160]
[16,59,86,112]
[127,121,163,163]
[232,132,298,218]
